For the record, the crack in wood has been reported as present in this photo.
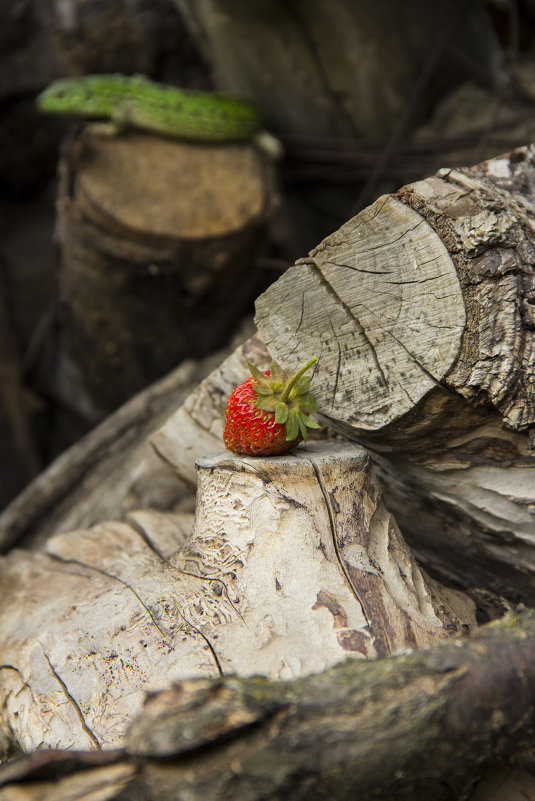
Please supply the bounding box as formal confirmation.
[175,610,223,677]
[303,456,372,634]
[328,262,394,276]
[47,552,173,639]
[297,257,388,390]
[332,217,426,259]
[352,295,455,391]
[39,646,101,750]
[327,316,342,410]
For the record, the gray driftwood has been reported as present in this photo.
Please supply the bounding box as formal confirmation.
[0,440,474,753]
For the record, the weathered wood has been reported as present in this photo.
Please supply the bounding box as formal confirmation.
[255,144,535,603]
[256,146,535,438]
[122,609,535,801]
[53,128,277,424]
[260,196,467,430]
[0,440,474,753]
[3,610,535,801]
[0,347,231,553]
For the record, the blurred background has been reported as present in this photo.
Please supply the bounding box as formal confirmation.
[1,0,535,510]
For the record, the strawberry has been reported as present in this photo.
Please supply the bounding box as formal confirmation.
[223,357,321,456]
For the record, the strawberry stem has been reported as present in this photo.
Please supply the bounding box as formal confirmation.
[280,357,318,402]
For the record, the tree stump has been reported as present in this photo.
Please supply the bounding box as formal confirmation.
[52,128,277,429]
[3,143,535,798]
[0,440,475,753]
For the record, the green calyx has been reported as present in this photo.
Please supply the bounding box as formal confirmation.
[247,357,321,442]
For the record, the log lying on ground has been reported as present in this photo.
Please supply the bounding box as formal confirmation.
[2,609,535,801]
[254,144,535,603]
[0,441,475,753]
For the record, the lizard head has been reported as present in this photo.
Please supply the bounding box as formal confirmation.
[36,76,118,118]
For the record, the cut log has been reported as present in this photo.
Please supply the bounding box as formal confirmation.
[52,127,277,427]
[0,441,475,753]
[254,144,535,603]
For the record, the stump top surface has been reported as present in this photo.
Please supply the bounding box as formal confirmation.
[75,132,270,239]
[195,439,369,471]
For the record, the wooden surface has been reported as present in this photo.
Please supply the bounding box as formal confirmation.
[75,133,272,241]
[0,440,474,752]
[53,128,277,425]
[0,345,234,553]
[176,0,501,139]
[253,145,535,604]
[256,196,465,430]
[3,610,535,800]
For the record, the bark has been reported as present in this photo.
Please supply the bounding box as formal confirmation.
[255,144,535,603]
[53,128,277,425]
[2,610,535,801]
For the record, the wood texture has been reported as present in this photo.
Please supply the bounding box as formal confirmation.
[3,610,535,801]
[0,346,234,553]
[175,0,501,139]
[255,145,535,603]
[257,196,466,430]
[0,441,474,753]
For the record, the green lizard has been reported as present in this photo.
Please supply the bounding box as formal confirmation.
[37,74,265,143]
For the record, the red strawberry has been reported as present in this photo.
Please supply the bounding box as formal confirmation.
[223,357,321,456]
